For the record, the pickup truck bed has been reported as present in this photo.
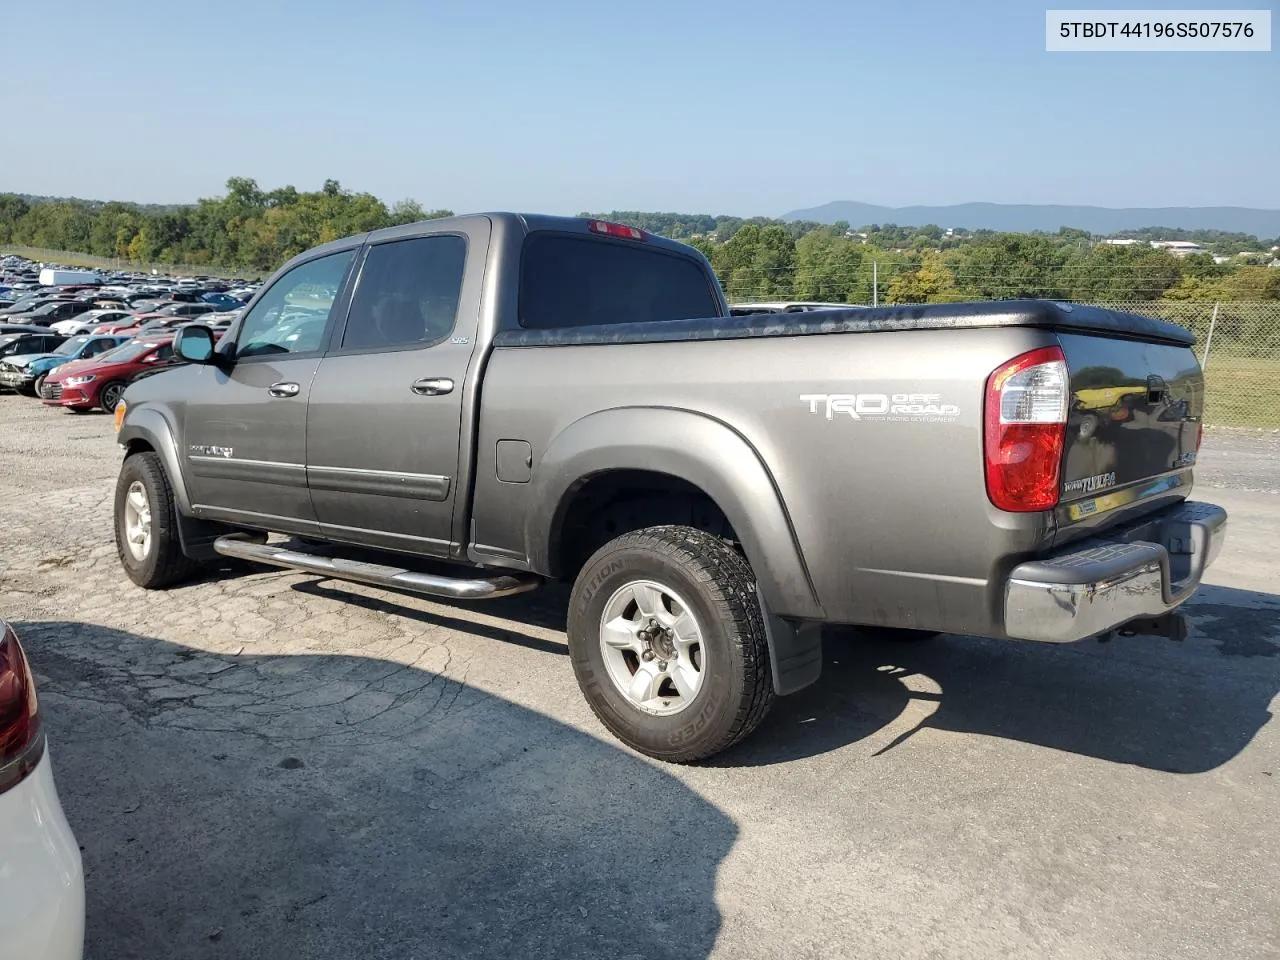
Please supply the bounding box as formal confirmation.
[111,213,1226,762]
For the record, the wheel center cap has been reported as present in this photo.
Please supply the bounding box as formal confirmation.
[639,619,677,661]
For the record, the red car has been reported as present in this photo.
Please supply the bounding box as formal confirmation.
[40,335,178,413]
[91,313,169,335]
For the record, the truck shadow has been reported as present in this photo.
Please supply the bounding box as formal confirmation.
[254,565,1276,776]
[723,583,1279,773]
[20,622,733,960]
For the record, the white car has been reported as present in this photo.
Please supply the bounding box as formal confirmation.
[51,309,133,337]
[0,620,84,960]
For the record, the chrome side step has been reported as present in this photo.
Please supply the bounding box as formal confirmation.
[212,534,541,601]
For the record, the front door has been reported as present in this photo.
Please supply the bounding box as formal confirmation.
[182,248,357,533]
[306,228,482,556]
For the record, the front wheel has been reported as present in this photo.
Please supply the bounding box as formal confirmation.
[20,378,40,398]
[99,380,127,413]
[567,526,775,763]
[114,452,201,588]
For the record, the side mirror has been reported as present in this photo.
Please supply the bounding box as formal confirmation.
[175,324,216,364]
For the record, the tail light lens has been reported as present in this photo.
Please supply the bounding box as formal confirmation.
[1195,421,1204,452]
[984,346,1069,512]
[0,622,43,794]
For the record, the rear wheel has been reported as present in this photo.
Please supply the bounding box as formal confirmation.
[99,380,127,413]
[567,525,774,763]
[114,452,201,588]
[20,377,40,398]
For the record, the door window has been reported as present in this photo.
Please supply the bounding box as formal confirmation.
[84,339,114,357]
[340,235,466,351]
[235,250,355,359]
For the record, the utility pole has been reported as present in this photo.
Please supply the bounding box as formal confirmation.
[872,261,878,307]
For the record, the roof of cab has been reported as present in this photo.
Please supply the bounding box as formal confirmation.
[270,213,707,282]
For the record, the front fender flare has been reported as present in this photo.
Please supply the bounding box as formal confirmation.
[118,406,192,513]
[525,407,824,622]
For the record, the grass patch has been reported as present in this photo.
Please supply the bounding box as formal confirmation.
[1203,354,1280,428]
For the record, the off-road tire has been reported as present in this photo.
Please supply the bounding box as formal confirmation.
[567,525,774,763]
[115,451,201,589]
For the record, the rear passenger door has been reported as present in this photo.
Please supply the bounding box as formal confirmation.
[306,223,488,555]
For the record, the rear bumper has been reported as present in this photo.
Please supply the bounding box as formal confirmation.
[1004,500,1227,643]
[0,746,85,960]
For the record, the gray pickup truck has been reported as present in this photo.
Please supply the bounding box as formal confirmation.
[111,214,1227,762]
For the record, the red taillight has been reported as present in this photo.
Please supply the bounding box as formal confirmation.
[587,219,646,241]
[0,622,42,793]
[984,346,1069,512]
[1195,422,1204,452]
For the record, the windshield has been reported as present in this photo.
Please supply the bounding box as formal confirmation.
[55,336,90,356]
[95,341,152,363]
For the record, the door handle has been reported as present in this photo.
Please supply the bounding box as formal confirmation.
[411,377,454,396]
[267,381,301,398]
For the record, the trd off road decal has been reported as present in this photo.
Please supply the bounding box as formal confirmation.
[800,393,961,423]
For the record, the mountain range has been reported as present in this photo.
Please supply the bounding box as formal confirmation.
[781,201,1280,239]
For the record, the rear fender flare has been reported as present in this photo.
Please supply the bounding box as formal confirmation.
[526,407,823,621]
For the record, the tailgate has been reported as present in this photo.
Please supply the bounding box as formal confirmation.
[1055,331,1203,536]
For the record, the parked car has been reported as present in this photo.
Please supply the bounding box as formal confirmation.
[0,334,131,396]
[93,314,168,335]
[0,332,67,362]
[112,214,1226,763]
[101,314,182,337]
[41,335,180,413]
[204,310,242,330]
[0,323,49,337]
[199,293,242,310]
[0,618,85,960]
[53,309,134,336]
[2,300,93,328]
[0,296,61,317]
[154,302,217,318]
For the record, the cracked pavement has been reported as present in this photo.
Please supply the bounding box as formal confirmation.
[1,394,1277,960]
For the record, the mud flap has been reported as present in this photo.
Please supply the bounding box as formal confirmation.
[757,587,823,695]
[176,513,259,562]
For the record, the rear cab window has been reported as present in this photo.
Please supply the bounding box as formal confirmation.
[518,234,720,330]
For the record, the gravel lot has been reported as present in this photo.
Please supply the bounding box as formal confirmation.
[1,394,1276,960]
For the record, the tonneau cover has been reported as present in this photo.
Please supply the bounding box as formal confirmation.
[495,299,1195,348]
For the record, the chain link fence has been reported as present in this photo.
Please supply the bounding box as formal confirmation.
[1078,301,1279,429]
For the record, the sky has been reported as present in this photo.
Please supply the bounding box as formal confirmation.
[2,0,1276,216]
